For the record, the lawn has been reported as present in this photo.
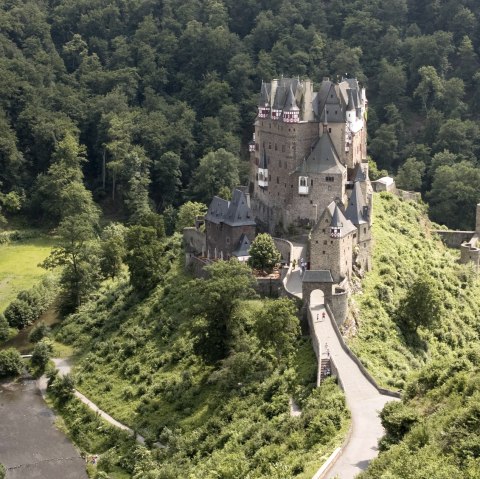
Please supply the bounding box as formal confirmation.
[0,236,56,312]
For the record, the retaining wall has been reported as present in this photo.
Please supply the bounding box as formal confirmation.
[325,304,400,398]
[433,229,475,248]
[273,237,292,264]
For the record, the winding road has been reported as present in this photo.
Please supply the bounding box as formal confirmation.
[285,242,396,479]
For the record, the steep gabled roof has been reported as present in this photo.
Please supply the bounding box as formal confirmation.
[297,132,345,175]
[205,189,256,227]
[223,189,256,226]
[345,181,368,225]
[284,85,299,111]
[205,197,229,224]
[232,233,251,258]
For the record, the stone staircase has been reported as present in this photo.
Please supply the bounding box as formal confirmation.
[320,357,331,382]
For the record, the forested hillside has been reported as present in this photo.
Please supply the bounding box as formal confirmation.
[53,253,349,478]
[1,0,480,229]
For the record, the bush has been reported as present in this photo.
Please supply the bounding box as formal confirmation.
[4,298,37,328]
[4,276,58,329]
[48,373,75,404]
[0,313,9,341]
[0,463,5,479]
[29,322,51,343]
[31,339,53,371]
[0,348,23,377]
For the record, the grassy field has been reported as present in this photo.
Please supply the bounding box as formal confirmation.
[0,236,56,312]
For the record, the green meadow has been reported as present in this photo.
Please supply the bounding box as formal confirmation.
[0,236,56,312]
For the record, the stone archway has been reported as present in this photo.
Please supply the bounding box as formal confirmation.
[310,289,325,307]
[302,270,333,307]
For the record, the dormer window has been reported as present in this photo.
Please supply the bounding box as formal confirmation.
[283,110,299,123]
[258,107,269,118]
[298,176,309,195]
[330,227,341,238]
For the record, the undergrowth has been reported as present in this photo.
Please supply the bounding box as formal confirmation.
[54,254,349,478]
[349,192,480,389]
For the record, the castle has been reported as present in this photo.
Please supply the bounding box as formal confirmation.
[185,76,374,323]
[249,77,373,317]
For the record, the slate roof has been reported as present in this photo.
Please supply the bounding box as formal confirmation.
[297,132,345,175]
[271,77,302,110]
[205,197,229,224]
[284,85,299,111]
[318,78,363,123]
[320,201,357,238]
[303,270,333,283]
[232,233,251,258]
[206,189,256,227]
[345,182,368,225]
[259,81,270,106]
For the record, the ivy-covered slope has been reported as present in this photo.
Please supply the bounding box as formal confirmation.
[55,255,349,478]
[349,192,480,389]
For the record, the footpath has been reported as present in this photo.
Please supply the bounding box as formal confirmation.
[38,358,156,447]
[284,242,398,479]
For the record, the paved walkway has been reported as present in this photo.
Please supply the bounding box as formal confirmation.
[309,303,394,478]
[285,241,306,296]
[283,249,395,479]
[39,359,159,447]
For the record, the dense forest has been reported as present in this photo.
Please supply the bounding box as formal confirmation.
[0,0,480,230]
[2,1,480,478]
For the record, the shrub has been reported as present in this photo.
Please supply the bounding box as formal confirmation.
[0,348,23,378]
[0,463,5,479]
[49,373,75,404]
[29,322,51,343]
[0,314,9,341]
[31,339,54,370]
[4,276,58,329]
[4,298,37,328]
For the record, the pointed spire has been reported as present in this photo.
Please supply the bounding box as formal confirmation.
[330,205,343,228]
[345,182,367,225]
[284,85,299,111]
[259,80,270,106]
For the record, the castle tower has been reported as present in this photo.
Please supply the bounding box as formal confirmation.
[345,181,372,271]
[309,202,356,283]
[249,76,367,233]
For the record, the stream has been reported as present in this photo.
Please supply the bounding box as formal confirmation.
[0,309,87,478]
[0,379,87,478]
